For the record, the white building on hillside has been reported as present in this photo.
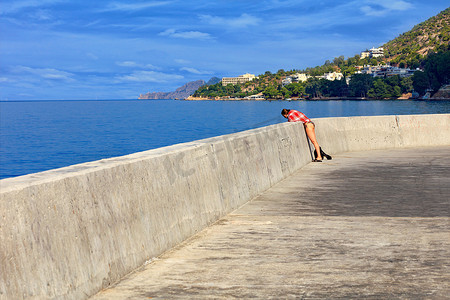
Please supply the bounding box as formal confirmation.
[282,73,309,86]
[356,65,416,78]
[372,66,415,77]
[221,73,256,86]
[370,47,384,58]
[360,47,384,59]
[321,72,344,81]
[282,77,293,86]
[361,51,370,59]
[292,73,309,82]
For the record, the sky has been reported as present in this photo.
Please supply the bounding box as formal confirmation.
[1,1,448,100]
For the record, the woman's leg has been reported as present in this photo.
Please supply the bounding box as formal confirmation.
[304,123,322,160]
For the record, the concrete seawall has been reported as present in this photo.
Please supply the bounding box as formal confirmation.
[1,114,449,299]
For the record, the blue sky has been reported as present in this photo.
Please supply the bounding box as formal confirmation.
[1,1,448,100]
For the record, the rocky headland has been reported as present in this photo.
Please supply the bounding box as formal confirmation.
[139,80,206,100]
[431,84,450,99]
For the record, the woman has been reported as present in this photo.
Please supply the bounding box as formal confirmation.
[281,108,331,162]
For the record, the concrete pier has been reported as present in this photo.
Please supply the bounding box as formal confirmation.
[91,146,450,299]
[1,114,449,299]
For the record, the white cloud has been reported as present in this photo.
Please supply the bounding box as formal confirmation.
[34,9,52,20]
[263,0,301,9]
[86,53,99,60]
[13,66,75,81]
[376,0,413,10]
[389,1,413,10]
[85,19,102,28]
[159,29,212,40]
[180,67,212,75]
[361,6,383,16]
[102,1,172,12]
[361,0,413,16]
[175,59,191,64]
[266,0,411,32]
[116,61,160,69]
[115,71,183,83]
[0,0,63,14]
[199,13,261,28]
[116,61,139,67]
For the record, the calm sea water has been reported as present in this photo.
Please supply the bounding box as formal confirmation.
[1,99,449,179]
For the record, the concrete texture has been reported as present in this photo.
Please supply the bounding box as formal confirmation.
[0,122,311,300]
[91,147,450,299]
[314,114,450,153]
[1,114,449,299]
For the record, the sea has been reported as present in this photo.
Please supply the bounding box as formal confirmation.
[1,99,449,180]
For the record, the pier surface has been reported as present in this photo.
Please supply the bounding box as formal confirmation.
[92,146,450,299]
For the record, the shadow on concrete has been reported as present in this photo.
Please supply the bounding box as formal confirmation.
[299,162,450,217]
[243,149,450,218]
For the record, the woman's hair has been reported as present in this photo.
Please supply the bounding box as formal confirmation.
[281,108,290,116]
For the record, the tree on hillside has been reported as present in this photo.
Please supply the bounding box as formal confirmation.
[400,77,414,93]
[368,79,388,99]
[423,51,450,91]
[385,75,401,89]
[262,84,281,99]
[305,78,322,98]
[333,56,346,68]
[412,71,430,95]
[281,87,292,98]
[328,79,349,97]
[349,74,373,97]
[284,82,306,98]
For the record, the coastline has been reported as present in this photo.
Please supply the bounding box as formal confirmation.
[183,84,450,101]
[183,96,450,101]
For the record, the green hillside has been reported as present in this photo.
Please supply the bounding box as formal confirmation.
[384,7,450,68]
[193,8,449,100]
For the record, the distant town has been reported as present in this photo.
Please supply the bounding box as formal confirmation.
[187,47,440,100]
[221,48,417,87]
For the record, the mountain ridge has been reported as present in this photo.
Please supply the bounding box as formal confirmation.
[138,80,206,100]
[383,7,449,67]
